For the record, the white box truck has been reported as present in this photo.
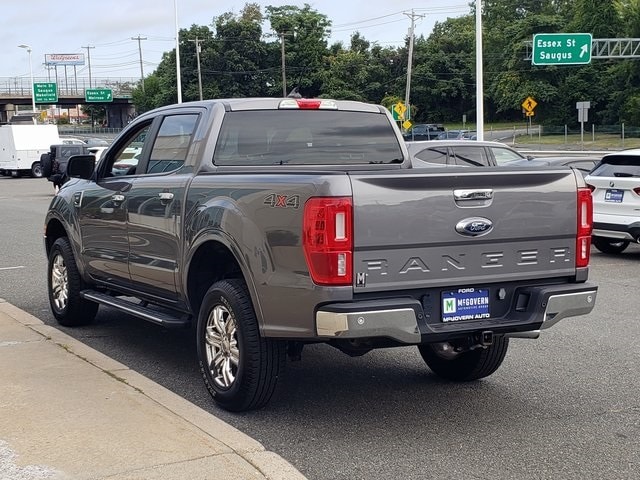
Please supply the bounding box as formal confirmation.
[0,125,61,177]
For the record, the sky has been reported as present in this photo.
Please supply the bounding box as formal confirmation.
[3,0,470,83]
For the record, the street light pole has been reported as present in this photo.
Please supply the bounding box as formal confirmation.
[174,0,182,103]
[18,44,36,113]
[475,0,485,141]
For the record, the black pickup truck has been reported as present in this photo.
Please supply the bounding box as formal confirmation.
[44,98,597,411]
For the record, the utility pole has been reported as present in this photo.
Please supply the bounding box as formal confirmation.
[189,37,203,100]
[131,35,147,92]
[280,32,287,97]
[82,45,95,88]
[403,10,425,123]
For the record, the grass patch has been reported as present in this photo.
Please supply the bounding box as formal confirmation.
[515,133,640,149]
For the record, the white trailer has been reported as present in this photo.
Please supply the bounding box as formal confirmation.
[0,125,61,177]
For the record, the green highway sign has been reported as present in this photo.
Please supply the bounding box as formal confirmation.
[532,33,592,65]
[85,88,113,102]
[33,82,58,103]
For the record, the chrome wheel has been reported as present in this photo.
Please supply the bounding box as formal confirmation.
[50,253,69,311]
[205,304,239,389]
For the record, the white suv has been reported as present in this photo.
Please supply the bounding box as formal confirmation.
[585,149,640,254]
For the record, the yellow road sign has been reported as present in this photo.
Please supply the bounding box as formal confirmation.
[402,120,412,130]
[522,96,537,112]
[526,111,535,117]
[394,102,407,118]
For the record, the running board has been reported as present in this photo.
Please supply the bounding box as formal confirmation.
[80,290,191,328]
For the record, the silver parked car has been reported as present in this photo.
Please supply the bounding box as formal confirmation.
[406,140,527,167]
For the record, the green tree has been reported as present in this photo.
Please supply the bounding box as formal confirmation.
[411,16,475,122]
[266,4,331,97]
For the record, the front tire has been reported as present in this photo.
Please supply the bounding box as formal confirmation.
[197,279,286,412]
[418,336,509,381]
[48,237,98,326]
[592,237,630,254]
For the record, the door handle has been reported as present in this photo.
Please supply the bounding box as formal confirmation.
[111,194,125,205]
[158,192,174,204]
[453,189,493,201]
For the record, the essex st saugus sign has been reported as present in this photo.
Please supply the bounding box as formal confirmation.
[532,33,593,66]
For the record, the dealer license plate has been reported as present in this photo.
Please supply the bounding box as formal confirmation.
[604,189,624,203]
[441,288,490,323]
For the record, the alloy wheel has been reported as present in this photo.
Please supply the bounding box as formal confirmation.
[205,304,239,389]
[50,253,69,311]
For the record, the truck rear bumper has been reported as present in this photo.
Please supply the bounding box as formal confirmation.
[315,282,597,344]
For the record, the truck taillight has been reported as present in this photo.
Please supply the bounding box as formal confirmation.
[303,197,353,285]
[576,187,593,268]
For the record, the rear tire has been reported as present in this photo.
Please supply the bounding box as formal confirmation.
[593,237,629,254]
[418,336,509,381]
[197,279,286,412]
[47,237,98,326]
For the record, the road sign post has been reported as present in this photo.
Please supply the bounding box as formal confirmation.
[532,33,592,66]
[85,88,113,102]
[521,97,537,135]
[33,83,58,104]
[391,102,406,122]
[576,101,591,149]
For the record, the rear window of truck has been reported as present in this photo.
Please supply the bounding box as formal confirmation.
[213,110,403,166]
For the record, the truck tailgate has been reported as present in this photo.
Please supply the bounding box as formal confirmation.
[350,168,579,292]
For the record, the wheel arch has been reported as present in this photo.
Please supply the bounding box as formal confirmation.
[44,217,68,257]
[185,235,264,330]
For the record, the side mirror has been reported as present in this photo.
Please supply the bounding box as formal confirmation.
[67,155,96,179]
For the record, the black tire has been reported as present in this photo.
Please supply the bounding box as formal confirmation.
[592,237,630,254]
[40,153,53,178]
[47,237,98,326]
[418,336,509,381]
[196,279,285,412]
[31,162,43,178]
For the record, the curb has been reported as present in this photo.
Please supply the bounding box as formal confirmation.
[0,299,306,480]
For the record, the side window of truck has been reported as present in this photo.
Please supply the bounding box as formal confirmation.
[145,114,199,174]
[107,124,152,177]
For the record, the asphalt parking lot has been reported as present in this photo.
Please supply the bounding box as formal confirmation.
[0,176,638,480]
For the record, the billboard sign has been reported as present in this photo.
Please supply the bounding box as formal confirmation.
[44,53,85,66]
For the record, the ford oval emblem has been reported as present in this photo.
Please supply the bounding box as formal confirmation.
[455,217,494,237]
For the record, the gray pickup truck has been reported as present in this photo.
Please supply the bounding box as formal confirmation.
[44,98,598,412]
